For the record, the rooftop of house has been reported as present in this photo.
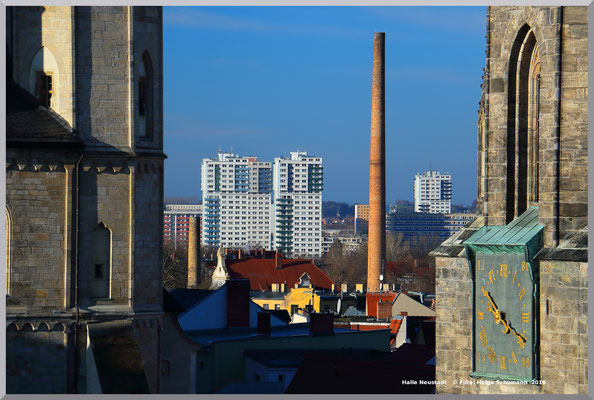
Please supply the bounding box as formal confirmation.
[285,343,435,394]
[184,323,368,347]
[208,253,335,292]
[164,287,213,313]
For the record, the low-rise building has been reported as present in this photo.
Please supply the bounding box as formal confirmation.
[386,211,476,248]
[162,280,391,393]
[164,204,202,249]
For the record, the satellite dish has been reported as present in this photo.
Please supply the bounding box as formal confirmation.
[379,274,384,281]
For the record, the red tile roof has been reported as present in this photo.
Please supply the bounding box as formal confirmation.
[218,257,336,292]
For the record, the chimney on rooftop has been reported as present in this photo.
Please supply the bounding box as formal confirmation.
[275,251,282,269]
[367,32,386,294]
[226,279,250,327]
[257,312,271,335]
[238,249,242,260]
[377,300,392,320]
[187,216,200,288]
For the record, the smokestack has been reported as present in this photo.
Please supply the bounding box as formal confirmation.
[187,216,200,288]
[367,32,386,293]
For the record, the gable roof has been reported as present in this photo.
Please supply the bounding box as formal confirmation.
[392,292,436,317]
[218,258,335,291]
[165,288,214,312]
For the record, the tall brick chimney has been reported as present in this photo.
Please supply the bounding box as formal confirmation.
[367,32,386,294]
[226,279,250,327]
[187,216,200,288]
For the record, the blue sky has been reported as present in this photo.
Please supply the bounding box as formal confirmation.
[163,6,486,205]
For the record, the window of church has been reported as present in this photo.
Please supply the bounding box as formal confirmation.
[506,25,539,222]
[139,51,154,140]
[37,72,53,108]
[90,223,111,299]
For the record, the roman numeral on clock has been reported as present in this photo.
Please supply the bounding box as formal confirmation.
[487,346,496,364]
[522,312,529,322]
[479,326,488,348]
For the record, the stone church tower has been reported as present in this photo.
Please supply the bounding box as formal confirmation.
[432,6,587,394]
[6,7,164,393]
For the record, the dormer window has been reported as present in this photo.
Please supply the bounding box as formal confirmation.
[298,273,311,288]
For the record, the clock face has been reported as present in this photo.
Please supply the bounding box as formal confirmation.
[473,252,536,380]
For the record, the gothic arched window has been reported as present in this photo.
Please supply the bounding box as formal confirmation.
[90,222,111,299]
[29,46,59,109]
[139,51,154,139]
[506,25,540,222]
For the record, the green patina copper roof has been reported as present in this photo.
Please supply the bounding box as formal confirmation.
[464,207,544,259]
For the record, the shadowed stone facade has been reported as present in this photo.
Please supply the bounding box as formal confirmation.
[432,6,587,395]
[6,6,164,393]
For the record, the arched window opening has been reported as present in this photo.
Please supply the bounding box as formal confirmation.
[29,46,59,109]
[139,51,153,139]
[90,222,111,299]
[506,25,539,222]
[528,46,540,204]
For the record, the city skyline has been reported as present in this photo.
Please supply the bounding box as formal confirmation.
[163,6,486,206]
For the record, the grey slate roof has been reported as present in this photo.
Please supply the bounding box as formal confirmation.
[6,79,81,146]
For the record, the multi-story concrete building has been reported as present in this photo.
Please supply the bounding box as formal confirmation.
[354,204,370,234]
[272,152,323,258]
[163,204,202,249]
[386,210,476,248]
[413,170,452,214]
[201,152,272,249]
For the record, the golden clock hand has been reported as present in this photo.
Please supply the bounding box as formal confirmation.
[482,287,512,334]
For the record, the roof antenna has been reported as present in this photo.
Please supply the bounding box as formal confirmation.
[429,160,432,172]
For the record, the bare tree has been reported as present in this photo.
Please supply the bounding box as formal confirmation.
[162,243,188,289]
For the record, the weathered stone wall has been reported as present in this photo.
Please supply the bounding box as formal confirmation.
[7,6,164,394]
[133,159,164,308]
[75,6,131,150]
[5,157,74,310]
[481,6,587,247]
[539,260,588,394]
[133,317,162,394]
[77,160,133,307]
[11,6,75,125]
[132,7,164,151]
[435,255,587,394]
[557,8,588,238]
[6,328,71,393]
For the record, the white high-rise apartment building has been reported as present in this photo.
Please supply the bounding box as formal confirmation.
[414,170,452,214]
[273,151,323,258]
[201,151,273,249]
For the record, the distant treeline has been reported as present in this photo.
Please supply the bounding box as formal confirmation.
[322,201,355,218]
